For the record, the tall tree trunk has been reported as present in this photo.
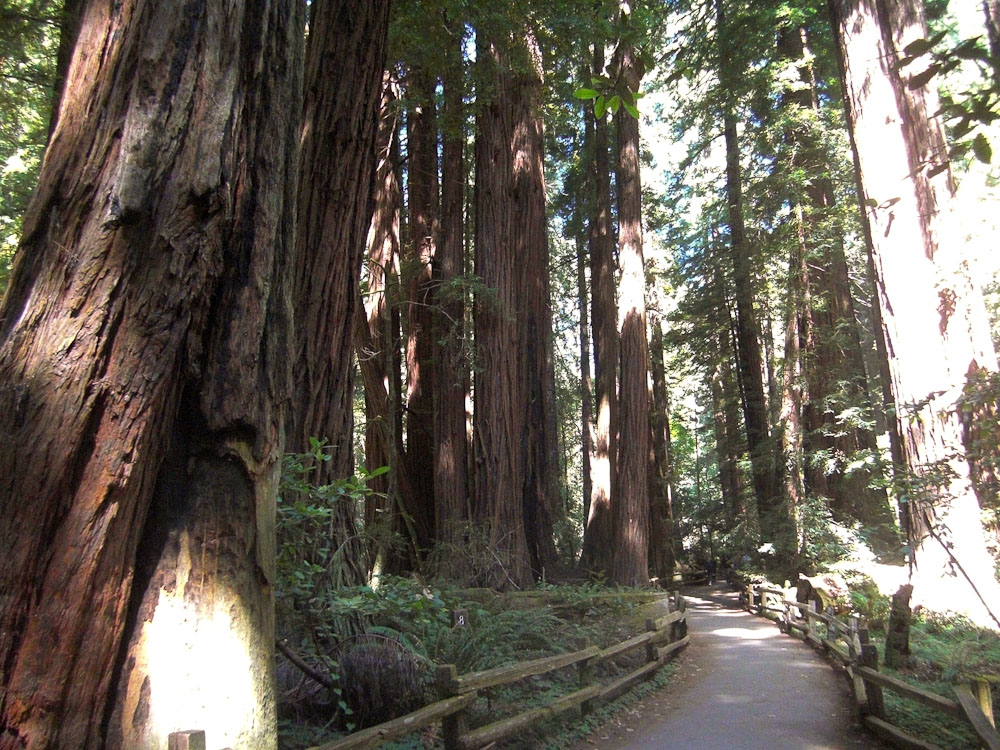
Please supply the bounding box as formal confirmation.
[830,0,1000,627]
[358,72,416,575]
[611,40,650,588]
[577,237,595,528]
[404,66,439,553]
[777,205,809,557]
[434,27,470,553]
[518,32,560,576]
[472,28,537,589]
[716,0,785,549]
[648,315,676,582]
[289,2,392,588]
[579,41,618,578]
[0,0,306,743]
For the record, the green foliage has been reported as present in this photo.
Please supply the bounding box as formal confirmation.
[895,29,999,167]
[0,0,61,293]
[869,609,1000,749]
[848,579,890,631]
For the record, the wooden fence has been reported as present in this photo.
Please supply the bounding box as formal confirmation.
[290,590,689,750]
[744,584,1000,750]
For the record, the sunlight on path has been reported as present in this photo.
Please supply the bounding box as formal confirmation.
[574,584,886,750]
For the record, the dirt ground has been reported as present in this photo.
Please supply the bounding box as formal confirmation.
[570,585,889,750]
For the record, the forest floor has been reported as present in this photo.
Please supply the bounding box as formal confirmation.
[569,583,888,750]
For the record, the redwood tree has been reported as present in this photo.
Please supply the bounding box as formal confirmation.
[473,26,536,588]
[611,39,650,587]
[830,0,1000,626]
[578,40,619,578]
[290,0,393,586]
[0,0,304,744]
[434,22,470,550]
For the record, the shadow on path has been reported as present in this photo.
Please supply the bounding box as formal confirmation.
[571,583,888,750]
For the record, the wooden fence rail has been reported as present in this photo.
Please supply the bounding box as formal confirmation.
[283,589,690,750]
[743,583,1000,750]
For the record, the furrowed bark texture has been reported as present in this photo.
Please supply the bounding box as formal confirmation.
[830,0,1000,626]
[579,41,618,578]
[611,42,650,588]
[648,315,676,581]
[517,32,560,579]
[358,72,415,574]
[576,236,594,526]
[473,29,536,589]
[291,0,392,584]
[434,28,470,549]
[404,65,439,552]
[0,0,303,743]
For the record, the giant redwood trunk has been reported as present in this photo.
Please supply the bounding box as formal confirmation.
[577,237,594,525]
[648,315,676,581]
[0,0,303,744]
[290,0,392,586]
[517,31,560,579]
[358,72,416,574]
[830,0,1000,626]
[611,41,650,588]
[404,65,439,552]
[473,29,535,589]
[434,27,470,551]
[579,41,619,578]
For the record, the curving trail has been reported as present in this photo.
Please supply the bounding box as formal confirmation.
[573,584,888,750]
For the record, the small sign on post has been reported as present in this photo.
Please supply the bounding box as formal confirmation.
[452,608,468,628]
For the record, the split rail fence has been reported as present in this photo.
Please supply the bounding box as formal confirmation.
[297,590,689,750]
[744,584,1000,750]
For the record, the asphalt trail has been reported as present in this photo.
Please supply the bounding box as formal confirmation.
[572,584,887,750]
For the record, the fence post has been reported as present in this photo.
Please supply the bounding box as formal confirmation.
[973,678,996,728]
[580,638,596,715]
[168,732,206,750]
[757,587,765,617]
[859,643,886,719]
[646,618,659,663]
[437,664,468,750]
[807,601,818,643]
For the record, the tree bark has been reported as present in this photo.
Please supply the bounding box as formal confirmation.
[404,65,439,553]
[518,31,560,578]
[648,315,676,582]
[357,71,415,575]
[579,41,618,579]
[472,28,537,589]
[611,40,650,588]
[577,237,595,526]
[830,0,1000,627]
[434,26,470,552]
[289,1,392,587]
[0,0,305,743]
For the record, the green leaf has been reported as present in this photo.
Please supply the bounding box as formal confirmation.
[623,100,640,119]
[864,198,878,208]
[574,87,599,100]
[607,95,620,114]
[594,95,607,119]
[973,132,993,164]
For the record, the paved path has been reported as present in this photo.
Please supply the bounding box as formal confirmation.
[572,584,887,750]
